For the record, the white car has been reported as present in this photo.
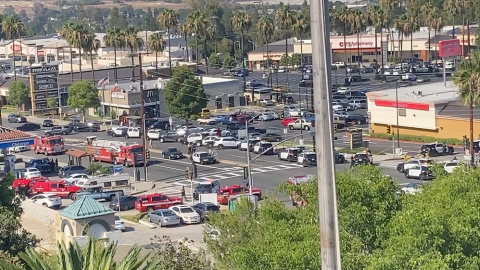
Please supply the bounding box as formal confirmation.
[205,128,231,137]
[202,136,219,146]
[30,194,62,209]
[176,127,203,136]
[404,165,434,180]
[401,183,423,194]
[444,160,459,173]
[259,99,274,106]
[297,151,317,167]
[169,205,201,224]
[336,87,351,94]
[109,126,127,137]
[288,108,307,117]
[126,127,142,138]
[402,73,417,81]
[197,118,217,125]
[332,104,345,111]
[146,129,162,140]
[191,151,217,164]
[7,145,28,153]
[213,137,241,149]
[397,159,432,173]
[348,99,367,109]
[187,133,207,145]
[64,173,90,185]
[25,168,41,179]
[257,113,275,121]
[115,216,126,232]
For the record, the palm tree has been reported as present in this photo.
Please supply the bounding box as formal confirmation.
[452,50,480,165]
[178,24,190,62]
[348,9,364,72]
[158,9,178,75]
[257,15,274,87]
[422,2,435,62]
[185,11,207,71]
[292,11,310,68]
[393,16,406,63]
[233,11,252,79]
[59,22,75,82]
[275,5,296,85]
[148,33,166,71]
[19,237,160,270]
[69,23,90,80]
[366,5,381,65]
[204,22,216,74]
[84,35,100,84]
[103,27,124,83]
[443,0,462,39]
[404,12,419,64]
[337,6,351,74]
[2,15,24,81]
[122,26,143,80]
[429,9,444,65]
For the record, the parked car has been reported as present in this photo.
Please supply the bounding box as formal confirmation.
[192,202,220,221]
[107,126,128,137]
[25,167,42,178]
[396,159,432,173]
[161,148,183,160]
[213,137,241,149]
[42,119,54,127]
[404,165,435,180]
[63,173,90,185]
[258,99,274,106]
[297,151,317,167]
[109,195,138,211]
[420,143,454,156]
[148,209,181,226]
[148,120,170,130]
[169,205,201,224]
[348,99,367,109]
[193,179,221,200]
[444,160,460,173]
[239,139,261,151]
[30,194,62,209]
[278,148,301,161]
[114,216,126,231]
[281,117,298,126]
[44,126,72,136]
[16,123,40,131]
[191,152,217,164]
[288,119,313,130]
[8,114,26,123]
[72,186,124,201]
[259,133,282,142]
[253,141,274,155]
[257,113,275,121]
[401,183,424,194]
[58,165,90,178]
[126,127,142,138]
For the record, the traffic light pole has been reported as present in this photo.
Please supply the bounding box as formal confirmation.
[245,119,253,194]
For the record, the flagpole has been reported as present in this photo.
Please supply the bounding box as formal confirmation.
[102,72,108,121]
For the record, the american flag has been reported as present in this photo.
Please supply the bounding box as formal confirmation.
[97,76,109,86]
[111,82,118,92]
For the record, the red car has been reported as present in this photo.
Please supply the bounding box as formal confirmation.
[135,193,183,212]
[217,185,262,205]
[281,117,298,126]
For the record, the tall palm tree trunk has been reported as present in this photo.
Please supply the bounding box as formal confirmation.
[195,38,199,71]
[204,40,209,75]
[467,18,470,55]
[410,35,413,64]
[374,28,378,64]
[380,31,384,74]
[343,23,347,77]
[184,36,189,62]
[266,42,270,87]
[428,29,431,62]
[469,99,474,165]
[241,31,246,86]
[168,27,172,75]
[130,49,135,80]
[434,29,438,66]
[114,47,118,82]
[12,39,16,81]
[300,35,303,68]
[155,51,158,71]
[285,35,289,85]
[462,15,465,58]
[70,45,73,82]
[78,46,83,80]
[356,32,361,74]
[90,50,96,84]
[452,14,455,39]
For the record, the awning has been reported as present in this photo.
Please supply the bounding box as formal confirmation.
[66,149,87,158]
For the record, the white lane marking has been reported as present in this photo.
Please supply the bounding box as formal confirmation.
[149,165,188,172]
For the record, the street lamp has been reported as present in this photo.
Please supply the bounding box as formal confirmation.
[395,81,400,148]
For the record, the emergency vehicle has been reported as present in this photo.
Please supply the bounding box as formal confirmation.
[12,176,48,194]
[31,135,66,155]
[134,193,183,212]
[86,136,144,167]
[217,185,262,205]
[287,175,314,207]
[31,180,81,199]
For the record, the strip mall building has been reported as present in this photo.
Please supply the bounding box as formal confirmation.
[366,81,480,140]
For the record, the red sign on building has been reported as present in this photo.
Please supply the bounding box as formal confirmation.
[374,99,429,111]
[438,39,461,58]
[10,44,22,53]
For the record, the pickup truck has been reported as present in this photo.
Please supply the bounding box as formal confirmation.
[72,186,124,201]
[288,119,313,130]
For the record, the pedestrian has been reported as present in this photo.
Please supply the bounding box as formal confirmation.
[229,116,233,122]
[242,178,249,187]
[49,160,55,172]
[165,123,169,130]
[181,185,187,200]
[148,139,153,149]
[187,143,191,154]
[55,159,59,171]
[216,127,221,137]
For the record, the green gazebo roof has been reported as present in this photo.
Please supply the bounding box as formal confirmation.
[60,196,114,220]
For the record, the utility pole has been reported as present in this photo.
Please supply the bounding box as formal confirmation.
[310,0,342,269]
[245,119,253,194]
[139,53,147,181]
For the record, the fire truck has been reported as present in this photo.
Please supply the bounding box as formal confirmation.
[31,180,81,199]
[31,135,66,155]
[12,176,48,194]
[86,136,144,167]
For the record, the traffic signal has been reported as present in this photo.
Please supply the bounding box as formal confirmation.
[145,149,151,159]
[334,123,338,133]
[192,164,198,178]
[243,167,249,179]
[386,125,391,135]
[185,167,191,179]
[280,110,285,119]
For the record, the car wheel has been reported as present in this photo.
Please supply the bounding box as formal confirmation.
[147,207,153,212]
[180,218,184,224]
[112,133,117,137]
[357,120,362,125]
[42,203,48,207]
[218,144,224,149]
[304,126,310,130]
[114,159,119,165]
[123,205,129,211]
[148,217,152,222]
[162,154,166,159]
[62,131,67,135]
[169,156,172,160]
[289,125,294,130]
[158,220,162,226]
[125,135,129,139]
[160,138,165,143]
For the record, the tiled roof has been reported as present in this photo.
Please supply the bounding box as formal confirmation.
[60,195,114,220]
[0,127,35,140]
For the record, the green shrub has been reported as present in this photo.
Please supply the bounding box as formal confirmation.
[365,133,463,145]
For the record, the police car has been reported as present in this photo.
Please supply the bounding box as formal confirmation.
[404,165,435,181]
[297,151,317,167]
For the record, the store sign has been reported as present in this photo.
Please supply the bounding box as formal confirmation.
[10,44,22,52]
[0,139,34,150]
[438,39,461,58]
[112,93,125,99]
[375,99,429,111]
[331,37,380,50]
[29,65,59,113]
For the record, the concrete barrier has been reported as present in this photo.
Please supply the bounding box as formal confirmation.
[21,200,58,226]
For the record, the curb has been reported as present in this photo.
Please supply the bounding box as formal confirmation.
[130,183,155,195]
[138,219,157,229]
[363,136,462,147]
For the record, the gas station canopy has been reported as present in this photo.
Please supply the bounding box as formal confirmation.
[0,127,36,149]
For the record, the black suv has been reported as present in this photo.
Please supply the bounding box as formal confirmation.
[42,119,54,127]
[420,143,454,157]
[45,126,72,136]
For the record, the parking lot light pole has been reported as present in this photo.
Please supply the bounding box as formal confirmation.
[245,118,254,194]
[395,81,400,148]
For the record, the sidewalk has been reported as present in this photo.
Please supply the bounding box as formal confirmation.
[21,216,56,251]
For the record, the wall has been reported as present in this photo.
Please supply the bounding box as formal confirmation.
[368,99,437,130]
[21,200,58,226]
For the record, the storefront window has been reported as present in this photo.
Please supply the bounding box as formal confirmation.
[47,55,55,62]
[38,56,45,63]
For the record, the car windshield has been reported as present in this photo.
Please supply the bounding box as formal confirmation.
[445,162,458,167]
[167,148,179,152]
[199,153,209,158]
[180,208,194,213]
[162,210,176,216]
[130,147,143,154]
[305,154,316,158]
[206,205,220,211]
[196,184,211,190]
[49,138,63,145]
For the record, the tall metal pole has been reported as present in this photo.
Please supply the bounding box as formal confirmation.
[245,119,253,194]
[310,0,342,268]
[139,53,147,181]
[395,82,400,148]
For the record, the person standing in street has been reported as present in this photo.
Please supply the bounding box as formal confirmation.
[181,185,187,200]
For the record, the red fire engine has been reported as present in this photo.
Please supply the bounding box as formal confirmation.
[134,193,183,212]
[31,135,65,155]
[217,185,262,205]
[86,136,144,167]
[12,176,48,194]
[31,180,81,199]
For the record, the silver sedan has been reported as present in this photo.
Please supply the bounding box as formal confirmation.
[147,209,181,227]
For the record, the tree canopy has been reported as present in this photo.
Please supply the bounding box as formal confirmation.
[163,65,208,121]
[6,81,29,109]
[67,80,101,122]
